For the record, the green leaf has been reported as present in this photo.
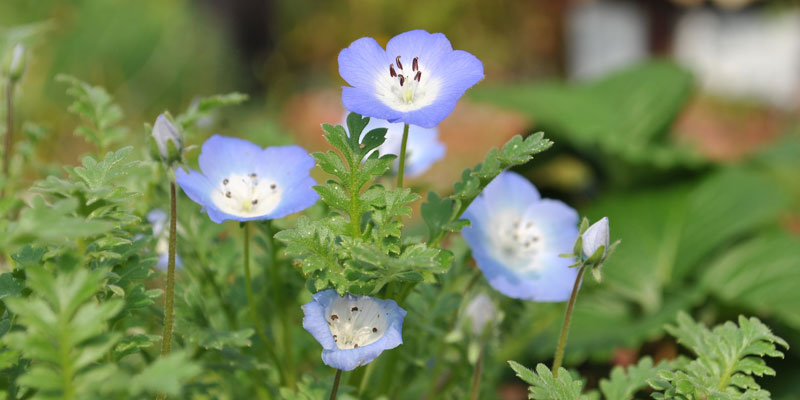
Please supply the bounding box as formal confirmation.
[57,74,127,151]
[702,231,800,330]
[129,351,201,397]
[0,273,24,301]
[508,361,587,400]
[175,92,248,130]
[649,312,788,399]
[471,61,700,169]
[598,356,678,400]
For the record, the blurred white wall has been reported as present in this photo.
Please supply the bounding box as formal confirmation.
[674,9,800,109]
[566,0,649,80]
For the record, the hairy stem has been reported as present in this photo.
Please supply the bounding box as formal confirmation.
[2,81,14,197]
[469,345,485,400]
[243,222,285,384]
[329,369,343,400]
[156,182,178,400]
[396,123,409,188]
[552,264,586,376]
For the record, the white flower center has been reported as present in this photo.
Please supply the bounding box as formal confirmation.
[325,296,389,350]
[491,213,545,271]
[374,55,441,112]
[210,172,282,218]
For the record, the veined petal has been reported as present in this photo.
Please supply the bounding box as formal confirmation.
[267,176,320,219]
[481,171,542,217]
[342,86,402,122]
[339,37,390,90]
[198,135,263,184]
[385,30,453,72]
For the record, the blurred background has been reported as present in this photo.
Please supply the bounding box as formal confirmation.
[3,0,800,398]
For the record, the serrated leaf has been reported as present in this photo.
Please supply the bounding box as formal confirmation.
[508,361,587,400]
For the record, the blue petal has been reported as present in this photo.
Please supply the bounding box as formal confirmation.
[322,335,389,371]
[338,37,390,92]
[197,135,263,184]
[474,171,541,221]
[302,290,338,350]
[268,176,320,219]
[175,168,215,211]
[403,125,446,177]
[254,145,316,189]
[342,86,402,122]
[385,30,454,72]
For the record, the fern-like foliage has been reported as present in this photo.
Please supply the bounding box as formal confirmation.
[599,357,682,400]
[649,312,788,400]
[275,113,450,295]
[57,74,127,152]
[421,132,552,245]
[508,361,589,400]
[3,266,124,400]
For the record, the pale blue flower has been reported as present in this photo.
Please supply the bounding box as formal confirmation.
[343,112,445,178]
[175,135,319,223]
[302,289,407,371]
[582,217,609,259]
[146,209,182,270]
[462,171,579,302]
[338,29,484,128]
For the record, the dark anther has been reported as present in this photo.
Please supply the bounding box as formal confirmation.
[372,327,378,333]
[389,64,397,77]
[225,191,232,198]
[399,75,405,87]
[270,183,277,190]
[533,236,539,242]
[250,172,257,178]
[395,55,403,70]
[354,344,359,348]
[223,178,229,185]
[333,335,337,339]
[414,71,421,82]
[331,314,339,320]
[351,307,359,312]
[252,199,258,205]
[412,57,418,72]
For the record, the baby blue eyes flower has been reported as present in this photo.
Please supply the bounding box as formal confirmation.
[338,29,484,128]
[582,216,609,260]
[302,289,407,371]
[175,135,319,223]
[461,171,579,302]
[344,113,446,177]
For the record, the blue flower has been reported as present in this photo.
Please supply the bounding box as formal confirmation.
[338,29,484,128]
[302,289,407,371]
[343,113,446,178]
[461,172,579,302]
[175,135,319,223]
[146,209,183,270]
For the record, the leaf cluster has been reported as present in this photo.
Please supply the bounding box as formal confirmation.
[57,74,127,152]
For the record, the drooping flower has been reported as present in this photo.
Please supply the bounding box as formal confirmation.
[338,29,484,128]
[151,113,183,162]
[146,209,183,270]
[581,217,609,260]
[302,289,407,371]
[464,293,497,336]
[175,135,319,223]
[343,112,445,177]
[461,171,579,302]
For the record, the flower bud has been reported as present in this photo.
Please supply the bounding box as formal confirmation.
[151,113,183,164]
[582,217,609,261]
[6,44,26,82]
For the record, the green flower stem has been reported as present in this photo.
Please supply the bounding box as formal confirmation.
[243,222,285,385]
[552,264,587,377]
[329,369,343,400]
[396,123,410,188]
[264,221,295,389]
[2,81,15,197]
[469,344,485,400]
[156,181,178,400]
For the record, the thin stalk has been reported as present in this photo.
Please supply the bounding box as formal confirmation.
[396,123,410,188]
[243,222,286,384]
[329,369,343,400]
[264,222,295,388]
[156,182,178,400]
[2,81,14,197]
[469,345,485,400]
[551,264,587,376]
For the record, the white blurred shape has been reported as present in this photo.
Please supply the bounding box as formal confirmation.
[674,9,800,108]
[566,1,649,80]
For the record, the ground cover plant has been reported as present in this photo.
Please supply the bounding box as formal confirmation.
[2,13,800,400]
